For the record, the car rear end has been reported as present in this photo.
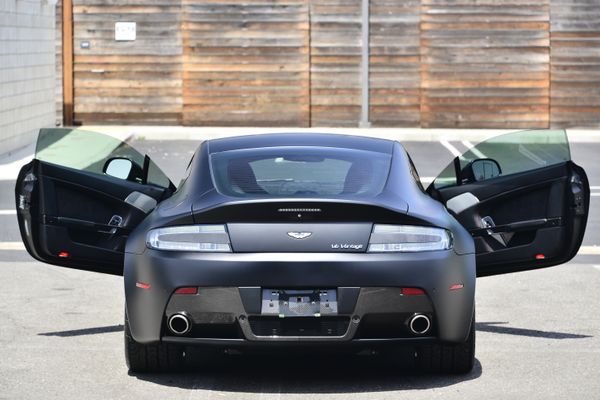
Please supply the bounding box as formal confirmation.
[123,135,476,351]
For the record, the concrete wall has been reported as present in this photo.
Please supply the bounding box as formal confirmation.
[0,0,56,155]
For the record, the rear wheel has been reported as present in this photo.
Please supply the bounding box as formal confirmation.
[124,311,185,373]
[416,312,475,374]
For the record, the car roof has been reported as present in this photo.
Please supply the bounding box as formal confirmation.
[205,133,395,154]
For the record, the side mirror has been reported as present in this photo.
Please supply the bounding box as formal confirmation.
[103,158,134,180]
[461,158,502,184]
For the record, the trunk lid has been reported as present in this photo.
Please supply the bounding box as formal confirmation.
[226,222,372,253]
[192,198,417,253]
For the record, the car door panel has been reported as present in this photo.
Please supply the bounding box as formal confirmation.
[16,159,169,275]
[428,130,589,277]
[444,164,567,229]
[437,162,587,277]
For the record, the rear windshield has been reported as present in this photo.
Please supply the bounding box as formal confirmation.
[210,146,392,198]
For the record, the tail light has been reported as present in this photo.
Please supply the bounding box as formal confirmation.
[146,225,231,252]
[367,225,452,253]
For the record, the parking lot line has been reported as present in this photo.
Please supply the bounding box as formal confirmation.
[439,140,462,157]
[580,246,600,255]
[0,241,599,255]
[461,140,487,159]
[0,210,16,215]
[0,242,25,250]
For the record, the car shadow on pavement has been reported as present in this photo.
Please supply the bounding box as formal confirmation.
[37,322,591,340]
[38,324,124,337]
[36,321,590,393]
[131,354,483,393]
[476,322,592,339]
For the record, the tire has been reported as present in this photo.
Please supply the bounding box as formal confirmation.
[416,312,476,374]
[124,311,185,373]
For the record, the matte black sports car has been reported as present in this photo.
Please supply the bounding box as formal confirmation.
[15,129,589,373]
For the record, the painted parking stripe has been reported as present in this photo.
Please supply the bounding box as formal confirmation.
[461,140,487,159]
[0,242,25,250]
[591,193,600,197]
[0,210,16,215]
[440,140,462,157]
[0,241,598,255]
[579,246,600,255]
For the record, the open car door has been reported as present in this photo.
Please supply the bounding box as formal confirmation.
[15,129,175,276]
[427,130,589,277]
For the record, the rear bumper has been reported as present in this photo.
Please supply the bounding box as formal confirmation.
[124,250,475,345]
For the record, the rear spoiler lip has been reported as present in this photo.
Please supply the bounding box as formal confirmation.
[191,195,409,220]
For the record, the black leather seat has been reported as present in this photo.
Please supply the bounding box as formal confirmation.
[342,162,372,194]
[227,159,267,194]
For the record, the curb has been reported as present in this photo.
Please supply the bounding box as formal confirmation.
[79,126,600,143]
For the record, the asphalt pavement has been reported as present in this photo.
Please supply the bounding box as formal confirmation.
[0,132,599,399]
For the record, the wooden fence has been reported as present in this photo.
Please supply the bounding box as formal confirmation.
[550,0,600,127]
[58,0,600,128]
[420,0,550,128]
[182,0,310,126]
[71,0,182,124]
[370,0,421,127]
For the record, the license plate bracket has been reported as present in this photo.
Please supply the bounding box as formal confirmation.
[261,289,338,317]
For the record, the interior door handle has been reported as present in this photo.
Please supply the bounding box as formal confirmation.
[481,216,496,233]
[479,215,507,246]
[100,215,124,234]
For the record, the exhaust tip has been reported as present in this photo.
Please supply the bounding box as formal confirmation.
[168,313,191,335]
[409,314,431,335]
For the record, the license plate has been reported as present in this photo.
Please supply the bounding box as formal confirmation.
[261,289,338,317]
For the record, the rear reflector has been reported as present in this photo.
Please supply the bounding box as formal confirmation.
[535,253,546,260]
[58,251,70,258]
[401,287,425,296]
[136,282,151,289]
[174,287,198,295]
[449,283,464,291]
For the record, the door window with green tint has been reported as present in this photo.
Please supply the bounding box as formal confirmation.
[35,128,171,188]
[432,130,571,190]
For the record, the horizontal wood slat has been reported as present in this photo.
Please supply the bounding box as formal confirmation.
[72,1,182,124]
[64,0,599,128]
[550,0,600,127]
[420,0,550,128]
[182,0,309,126]
[369,0,420,126]
[310,0,362,126]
